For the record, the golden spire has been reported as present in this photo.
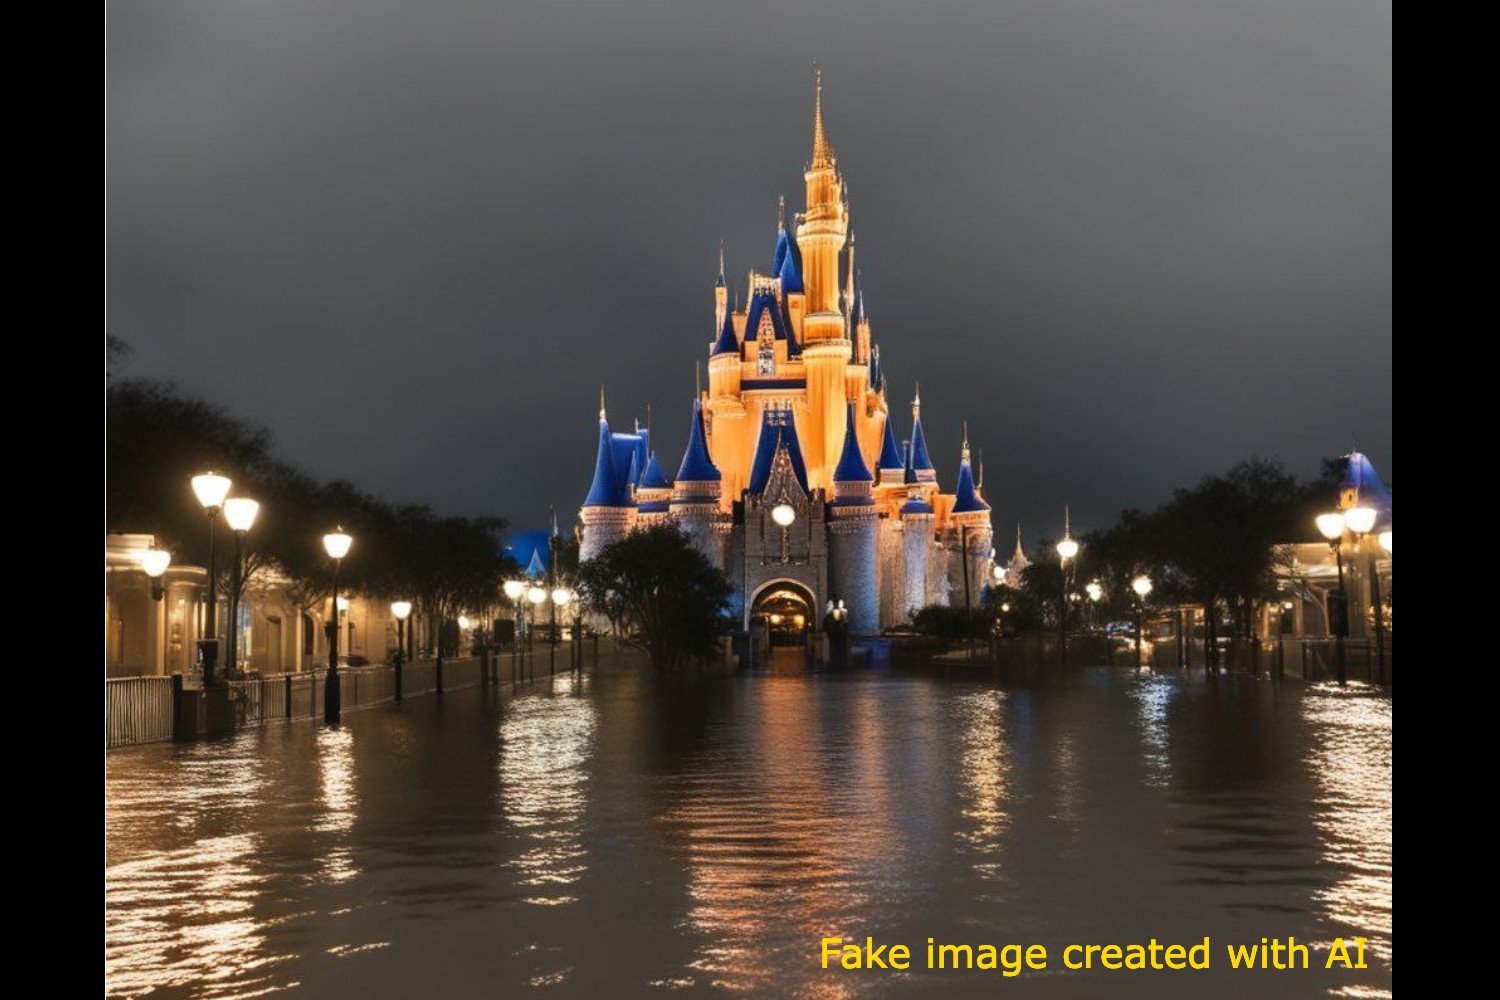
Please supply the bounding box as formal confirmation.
[912,381,921,418]
[1063,504,1072,539]
[961,421,970,463]
[718,240,726,279]
[978,449,985,491]
[599,382,607,421]
[777,194,786,232]
[811,68,833,169]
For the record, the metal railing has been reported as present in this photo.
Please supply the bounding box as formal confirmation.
[105,676,177,747]
[105,656,488,749]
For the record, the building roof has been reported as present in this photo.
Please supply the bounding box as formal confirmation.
[910,412,935,474]
[832,402,874,493]
[640,451,670,490]
[711,307,739,356]
[747,407,809,495]
[1340,451,1392,527]
[675,399,721,483]
[950,453,990,514]
[778,239,804,295]
[583,417,637,508]
[901,491,934,516]
[877,413,904,471]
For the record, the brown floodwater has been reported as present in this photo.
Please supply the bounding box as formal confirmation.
[104,664,1391,998]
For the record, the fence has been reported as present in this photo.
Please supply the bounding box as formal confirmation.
[105,655,489,749]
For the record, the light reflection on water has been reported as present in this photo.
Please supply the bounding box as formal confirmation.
[105,667,1390,999]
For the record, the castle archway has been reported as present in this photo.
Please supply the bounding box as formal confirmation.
[750,580,815,648]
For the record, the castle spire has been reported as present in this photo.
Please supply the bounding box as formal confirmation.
[961,420,970,463]
[717,241,726,287]
[599,382,606,422]
[811,68,833,169]
[1063,504,1072,540]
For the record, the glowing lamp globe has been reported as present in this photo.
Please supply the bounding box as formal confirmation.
[323,528,353,560]
[1344,506,1378,535]
[503,579,525,601]
[223,497,260,532]
[390,601,412,621]
[527,585,547,606]
[1056,537,1079,561]
[1378,530,1392,554]
[991,565,1006,585]
[771,503,796,527]
[191,472,232,511]
[1315,512,1346,542]
[140,549,172,578]
[1132,575,1153,598]
[336,596,350,612]
[552,587,572,607]
[1086,581,1103,602]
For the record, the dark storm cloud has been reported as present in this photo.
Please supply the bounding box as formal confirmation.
[107,0,1392,541]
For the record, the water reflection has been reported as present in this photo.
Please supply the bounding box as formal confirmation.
[1303,685,1392,969]
[104,669,1391,999]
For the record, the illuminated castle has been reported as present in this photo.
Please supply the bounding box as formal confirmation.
[579,76,993,636]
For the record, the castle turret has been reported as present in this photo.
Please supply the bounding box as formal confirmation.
[798,72,852,492]
[579,392,638,562]
[636,451,672,526]
[899,442,935,617]
[948,427,993,609]
[909,387,937,485]
[671,398,724,566]
[715,243,728,332]
[829,403,878,633]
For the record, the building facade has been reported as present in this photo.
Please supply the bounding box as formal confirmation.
[105,533,408,678]
[578,79,994,640]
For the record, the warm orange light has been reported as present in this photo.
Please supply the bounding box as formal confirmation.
[390,600,412,621]
[323,527,353,560]
[140,549,172,578]
[191,472,232,510]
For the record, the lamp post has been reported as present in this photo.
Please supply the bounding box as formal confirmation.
[504,578,525,682]
[527,583,547,680]
[322,527,353,722]
[222,497,260,677]
[1085,580,1102,632]
[1132,574,1153,668]
[391,600,411,700]
[551,587,572,676]
[191,472,232,686]
[1344,504,1386,685]
[1315,512,1348,686]
[1056,514,1079,666]
[141,547,171,602]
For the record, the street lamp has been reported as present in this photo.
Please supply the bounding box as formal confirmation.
[1131,574,1153,668]
[141,547,171,601]
[504,578,525,679]
[1343,505,1387,685]
[322,526,353,723]
[191,472,232,686]
[1378,530,1392,554]
[390,600,411,700]
[771,502,796,527]
[1055,508,1078,665]
[221,497,259,676]
[1315,511,1349,686]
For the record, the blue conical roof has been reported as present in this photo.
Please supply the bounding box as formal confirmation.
[747,408,809,495]
[712,307,739,356]
[903,438,918,485]
[772,227,791,276]
[910,413,935,472]
[951,453,990,514]
[833,403,872,484]
[877,415,903,470]
[675,399,721,483]
[1341,451,1392,526]
[526,548,547,578]
[778,242,804,295]
[640,451,669,490]
[583,417,633,508]
[745,289,790,342]
[901,490,933,516]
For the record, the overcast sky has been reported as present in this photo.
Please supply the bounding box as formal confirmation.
[107,0,1392,543]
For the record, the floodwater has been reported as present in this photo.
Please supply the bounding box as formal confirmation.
[104,664,1391,998]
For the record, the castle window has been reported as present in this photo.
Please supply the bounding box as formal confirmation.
[758,338,775,376]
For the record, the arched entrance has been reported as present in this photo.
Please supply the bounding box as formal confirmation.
[747,578,816,671]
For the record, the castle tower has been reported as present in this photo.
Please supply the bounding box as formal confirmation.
[829,402,878,633]
[579,393,638,562]
[670,398,724,567]
[635,451,672,527]
[948,427,994,609]
[899,440,935,617]
[798,72,852,493]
